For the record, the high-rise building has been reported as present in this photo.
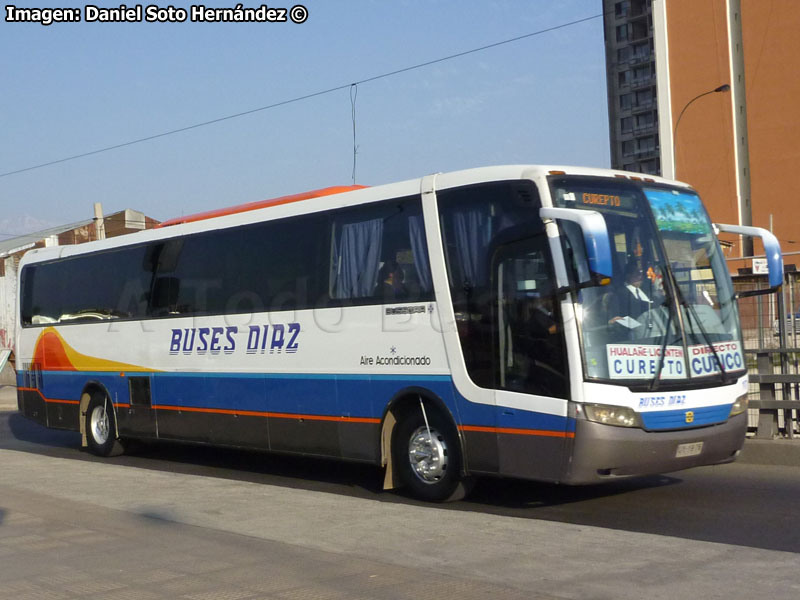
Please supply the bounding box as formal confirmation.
[602,0,661,175]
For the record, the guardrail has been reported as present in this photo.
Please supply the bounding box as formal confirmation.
[746,348,800,439]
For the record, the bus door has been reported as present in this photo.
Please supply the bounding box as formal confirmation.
[491,233,570,480]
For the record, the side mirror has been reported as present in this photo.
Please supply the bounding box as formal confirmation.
[714,223,783,293]
[540,207,613,282]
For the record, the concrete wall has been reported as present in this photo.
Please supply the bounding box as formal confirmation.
[0,257,18,351]
[0,359,15,385]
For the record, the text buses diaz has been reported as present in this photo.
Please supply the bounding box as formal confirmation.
[16,166,782,501]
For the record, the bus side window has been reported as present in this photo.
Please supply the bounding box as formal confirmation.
[329,197,432,305]
[150,277,180,316]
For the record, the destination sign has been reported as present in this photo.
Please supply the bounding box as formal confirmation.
[606,341,744,379]
[557,189,637,213]
[582,193,621,207]
[607,344,686,380]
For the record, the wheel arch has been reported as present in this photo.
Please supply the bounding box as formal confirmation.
[78,380,118,448]
[379,386,465,490]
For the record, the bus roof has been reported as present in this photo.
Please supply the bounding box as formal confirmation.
[157,185,368,228]
[19,165,694,268]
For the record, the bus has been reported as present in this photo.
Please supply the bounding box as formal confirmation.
[15,165,783,502]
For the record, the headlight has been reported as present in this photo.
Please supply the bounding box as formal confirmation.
[729,393,749,416]
[583,403,641,428]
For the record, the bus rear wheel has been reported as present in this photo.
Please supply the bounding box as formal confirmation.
[85,393,125,457]
[392,406,471,502]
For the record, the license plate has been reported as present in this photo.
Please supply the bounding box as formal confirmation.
[675,442,703,458]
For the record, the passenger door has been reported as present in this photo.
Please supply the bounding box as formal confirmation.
[492,234,570,480]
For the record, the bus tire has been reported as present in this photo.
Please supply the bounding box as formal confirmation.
[85,392,125,457]
[392,407,471,502]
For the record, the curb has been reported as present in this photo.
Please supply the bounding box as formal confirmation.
[738,438,800,468]
[0,385,17,412]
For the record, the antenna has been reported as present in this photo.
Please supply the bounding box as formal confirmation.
[350,83,359,185]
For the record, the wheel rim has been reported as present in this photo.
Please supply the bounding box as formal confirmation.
[90,405,110,445]
[407,426,448,484]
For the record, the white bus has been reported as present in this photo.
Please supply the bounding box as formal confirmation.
[15,165,783,501]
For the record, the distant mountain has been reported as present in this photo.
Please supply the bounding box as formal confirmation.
[0,215,59,240]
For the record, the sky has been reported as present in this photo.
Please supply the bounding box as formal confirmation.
[0,0,610,237]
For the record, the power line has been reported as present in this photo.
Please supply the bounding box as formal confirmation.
[0,13,602,180]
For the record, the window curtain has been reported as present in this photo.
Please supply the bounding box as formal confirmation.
[452,210,490,288]
[408,215,432,292]
[333,218,383,298]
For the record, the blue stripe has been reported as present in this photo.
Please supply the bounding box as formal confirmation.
[21,369,573,433]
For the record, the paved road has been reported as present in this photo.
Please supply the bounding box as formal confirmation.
[2,387,800,599]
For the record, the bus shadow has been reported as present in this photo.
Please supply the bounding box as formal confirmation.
[3,412,81,450]
[2,412,682,511]
[121,439,682,512]
[121,440,388,498]
[460,473,681,512]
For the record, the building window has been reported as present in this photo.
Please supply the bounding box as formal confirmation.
[631,20,649,41]
[621,117,634,133]
[622,140,636,157]
[619,93,634,110]
[617,46,632,63]
[616,24,631,42]
[615,1,631,18]
[633,64,653,81]
[618,70,632,86]
[638,136,656,153]
[639,158,660,174]
[632,42,651,60]
[631,0,649,17]
[635,88,654,106]
[635,112,655,129]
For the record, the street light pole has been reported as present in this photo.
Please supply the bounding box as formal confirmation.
[672,84,730,178]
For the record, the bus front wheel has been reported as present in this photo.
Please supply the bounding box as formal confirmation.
[85,393,125,457]
[392,407,471,502]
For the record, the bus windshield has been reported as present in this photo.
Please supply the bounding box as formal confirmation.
[550,176,744,385]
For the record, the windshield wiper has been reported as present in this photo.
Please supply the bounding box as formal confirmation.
[665,264,735,386]
[649,293,677,392]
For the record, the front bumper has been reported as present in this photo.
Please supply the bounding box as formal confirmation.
[563,412,747,483]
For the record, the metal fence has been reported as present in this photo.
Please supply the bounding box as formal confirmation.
[733,272,800,438]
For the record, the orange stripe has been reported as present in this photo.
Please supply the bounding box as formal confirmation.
[157,185,367,228]
[459,424,575,438]
[18,387,80,406]
[152,405,380,424]
[267,412,380,424]
[20,390,379,424]
[154,405,267,417]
